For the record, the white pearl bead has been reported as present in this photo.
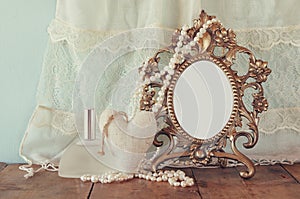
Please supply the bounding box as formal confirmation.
[179,174,185,181]
[167,68,173,73]
[207,20,212,25]
[182,25,189,31]
[212,18,217,23]
[91,175,98,183]
[174,182,180,187]
[158,91,164,96]
[175,54,181,59]
[178,170,185,175]
[181,181,187,187]
[190,41,196,46]
[177,41,182,47]
[156,177,162,182]
[187,181,194,186]
[165,75,171,80]
[140,71,145,76]
[167,173,173,178]
[179,35,184,41]
[200,28,206,34]
[156,98,163,103]
[170,58,175,63]
[180,30,187,36]
[80,175,87,182]
[150,76,156,81]
[162,175,168,181]
[185,46,191,52]
[168,178,174,185]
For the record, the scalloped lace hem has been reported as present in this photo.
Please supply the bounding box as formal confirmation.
[259,107,300,134]
[48,19,116,52]
[236,25,300,50]
[227,158,299,167]
[48,18,300,52]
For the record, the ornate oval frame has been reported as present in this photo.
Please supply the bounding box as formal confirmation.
[137,10,271,179]
[167,56,239,145]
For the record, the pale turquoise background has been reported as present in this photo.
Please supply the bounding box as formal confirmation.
[0,1,56,163]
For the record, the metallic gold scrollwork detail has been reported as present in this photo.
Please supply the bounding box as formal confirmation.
[140,86,156,111]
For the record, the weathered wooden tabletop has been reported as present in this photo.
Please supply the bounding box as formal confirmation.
[0,162,299,199]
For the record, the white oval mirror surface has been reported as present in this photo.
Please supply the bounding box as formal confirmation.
[173,60,233,139]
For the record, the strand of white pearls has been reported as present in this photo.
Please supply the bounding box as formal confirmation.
[80,169,194,187]
[135,18,220,114]
[81,172,134,184]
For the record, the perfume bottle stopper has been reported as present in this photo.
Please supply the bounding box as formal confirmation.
[84,109,96,140]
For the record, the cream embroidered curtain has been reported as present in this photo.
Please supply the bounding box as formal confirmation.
[20,0,300,173]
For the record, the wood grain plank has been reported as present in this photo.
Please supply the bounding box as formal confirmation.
[193,167,250,199]
[0,164,92,199]
[236,165,300,199]
[194,165,300,199]
[0,162,7,172]
[90,168,200,199]
[236,165,296,185]
[282,164,300,183]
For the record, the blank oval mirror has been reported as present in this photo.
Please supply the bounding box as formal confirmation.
[173,60,233,139]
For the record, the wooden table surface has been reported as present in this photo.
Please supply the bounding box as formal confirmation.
[0,162,299,199]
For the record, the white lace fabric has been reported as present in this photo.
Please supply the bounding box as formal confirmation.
[237,25,300,50]
[19,0,300,178]
[48,19,115,53]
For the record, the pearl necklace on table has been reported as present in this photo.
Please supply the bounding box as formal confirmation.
[80,169,194,187]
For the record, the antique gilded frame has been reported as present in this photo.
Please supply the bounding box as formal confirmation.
[138,11,271,179]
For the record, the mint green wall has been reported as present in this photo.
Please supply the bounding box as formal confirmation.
[0,1,56,163]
